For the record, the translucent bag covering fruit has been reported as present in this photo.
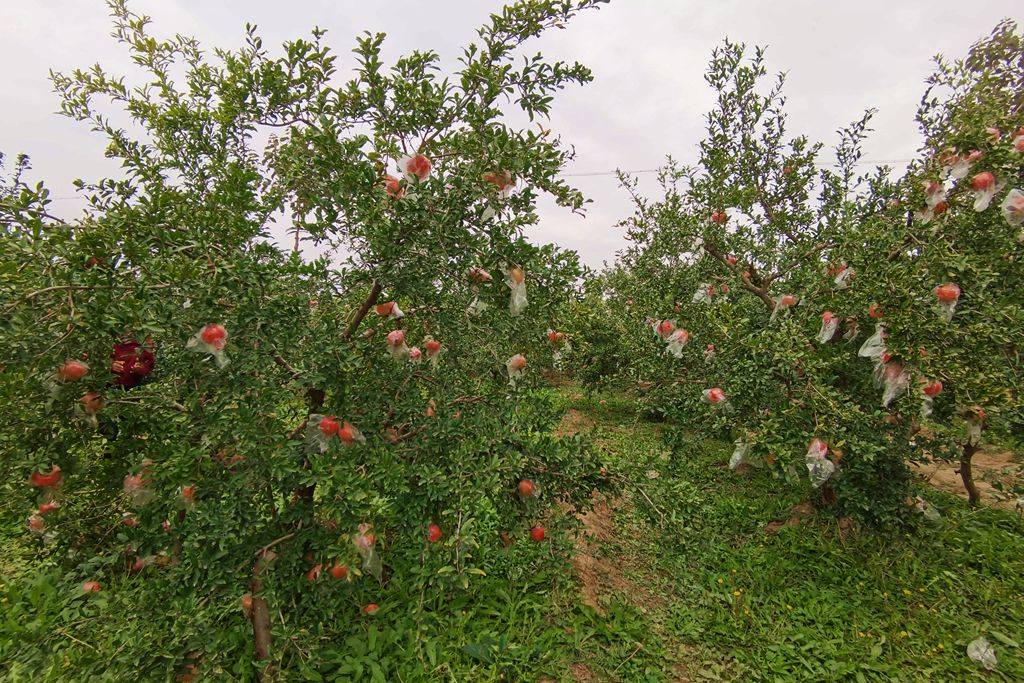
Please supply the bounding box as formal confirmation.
[665,328,690,358]
[374,301,404,320]
[858,324,886,359]
[408,346,422,363]
[967,636,997,671]
[424,338,442,365]
[399,153,432,182]
[27,513,46,536]
[915,180,949,224]
[467,266,493,283]
[30,465,62,491]
[704,343,716,361]
[186,323,229,368]
[817,311,839,343]
[506,353,526,385]
[338,421,365,446]
[504,265,528,316]
[352,523,382,581]
[178,485,196,510]
[691,283,715,305]
[483,170,516,197]
[805,438,835,489]
[880,361,909,408]
[964,408,985,444]
[123,472,155,507]
[386,329,409,360]
[466,297,489,316]
[1000,188,1024,235]
[940,148,979,180]
[920,379,942,419]
[547,329,571,367]
[933,283,960,321]
[914,496,941,522]
[382,173,405,199]
[842,317,859,342]
[655,318,676,340]
[769,294,798,322]
[308,414,364,452]
[701,387,729,409]
[729,438,751,470]
[969,171,1001,212]
[77,392,105,428]
[831,264,854,289]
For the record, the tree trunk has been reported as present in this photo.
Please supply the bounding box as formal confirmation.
[249,554,274,680]
[959,441,982,507]
[249,578,273,679]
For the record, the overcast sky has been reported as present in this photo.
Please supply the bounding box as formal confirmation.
[1,1,1018,267]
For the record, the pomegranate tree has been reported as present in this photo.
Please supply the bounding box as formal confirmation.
[0,0,610,673]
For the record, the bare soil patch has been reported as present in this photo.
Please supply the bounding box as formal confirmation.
[910,449,1021,510]
[557,408,596,437]
[764,502,815,535]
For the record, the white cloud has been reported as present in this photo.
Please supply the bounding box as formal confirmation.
[1,1,1018,266]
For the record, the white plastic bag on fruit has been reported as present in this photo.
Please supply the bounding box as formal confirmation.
[506,353,526,386]
[729,438,751,470]
[467,266,493,284]
[701,387,729,409]
[920,380,942,419]
[386,329,409,360]
[504,266,528,316]
[923,180,947,208]
[399,153,432,182]
[374,301,404,320]
[817,311,839,344]
[655,319,676,340]
[123,473,155,507]
[831,265,854,289]
[352,523,383,581]
[704,343,716,362]
[425,338,442,366]
[805,438,835,489]
[933,283,960,322]
[308,414,342,453]
[914,496,941,522]
[408,346,422,364]
[547,330,571,367]
[692,283,715,305]
[880,362,909,407]
[483,170,517,198]
[969,171,1001,212]
[466,296,489,316]
[769,294,798,322]
[858,324,886,359]
[1000,188,1024,235]
[186,323,229,368]
[967,636,997,671]
[916,180,949,224]
[842,318,859,343]
[940,149,979,180]
[665,329,690,358]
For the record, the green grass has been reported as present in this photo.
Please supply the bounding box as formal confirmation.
[2,385,1021,681]
[547,386,1024,681]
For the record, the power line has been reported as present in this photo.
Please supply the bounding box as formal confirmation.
[39,158,915,198]
[562,158,914,178]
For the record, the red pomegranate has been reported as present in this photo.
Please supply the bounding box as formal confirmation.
[934,283,960,303]
[57,360,89,382]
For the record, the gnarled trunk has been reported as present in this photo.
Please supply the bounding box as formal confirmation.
[958,441,982,507]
